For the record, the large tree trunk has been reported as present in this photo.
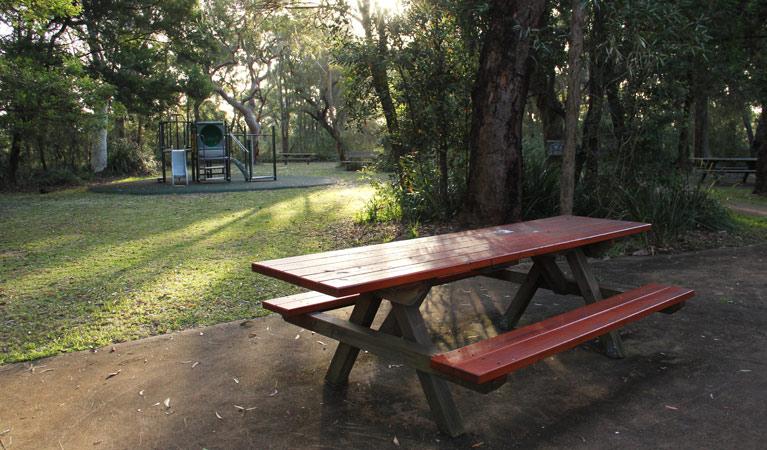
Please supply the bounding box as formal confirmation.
[461,0,548,227]
[559,0,586,216]
[90,103,109,173]
[754,106,767,195]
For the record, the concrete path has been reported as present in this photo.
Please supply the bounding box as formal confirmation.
[1,244,766,449]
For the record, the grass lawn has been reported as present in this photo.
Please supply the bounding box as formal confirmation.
[0,163,377,364]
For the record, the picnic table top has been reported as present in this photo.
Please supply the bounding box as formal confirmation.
[252,215,650,297]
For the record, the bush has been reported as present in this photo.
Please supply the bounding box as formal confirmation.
[28,167,83,188]
[106,138,157,175]
[521,150,734,247]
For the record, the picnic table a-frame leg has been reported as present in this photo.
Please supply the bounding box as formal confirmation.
[325,293,383,387]
[565,247,626,358]
[390,296,465,438]
[498,250,626,358]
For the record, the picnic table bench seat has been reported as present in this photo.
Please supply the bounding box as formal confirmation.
[430,283,693,384]
[263,291,360,318]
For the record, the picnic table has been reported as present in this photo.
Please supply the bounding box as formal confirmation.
[252,215,694,437]
[691,157,757,183]
[280,152,316,164]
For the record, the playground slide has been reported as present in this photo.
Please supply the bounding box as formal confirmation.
[230,157,251,182]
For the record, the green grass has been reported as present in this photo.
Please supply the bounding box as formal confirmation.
[0,163,375,364]
[713,184,767,206]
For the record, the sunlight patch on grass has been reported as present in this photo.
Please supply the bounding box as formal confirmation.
[0,182,375,364]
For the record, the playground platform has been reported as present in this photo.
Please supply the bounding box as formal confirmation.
[90,175,337,195]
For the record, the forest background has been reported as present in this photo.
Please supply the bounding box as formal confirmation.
[2,0,767,228]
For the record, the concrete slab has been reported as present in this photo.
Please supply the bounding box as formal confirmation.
[1,244,765,449]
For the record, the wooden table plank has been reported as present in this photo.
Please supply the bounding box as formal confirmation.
[252,216,650,297]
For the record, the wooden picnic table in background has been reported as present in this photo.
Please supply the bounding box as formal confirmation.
[691,157,756,183]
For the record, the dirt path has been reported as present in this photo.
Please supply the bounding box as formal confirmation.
[1,244,765,449]
[723,199,767,218]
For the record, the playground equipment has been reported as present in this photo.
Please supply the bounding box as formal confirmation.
[158,115,277,184]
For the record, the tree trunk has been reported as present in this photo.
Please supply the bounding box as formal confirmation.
[91,103,109,173]
[581,4,608,189]
[754,106,767,195]
[530,66,565,144]
[7,131,23,185]
[743,107,755,151]
[693,86,710,158]
[559,0,585,216]
[676,73,693,172]
[359,0,403,172]
[37,136,47,171]
[461,0,548,226]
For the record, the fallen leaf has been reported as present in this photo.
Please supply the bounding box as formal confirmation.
[105,370,121,380]
[163,397,171,409]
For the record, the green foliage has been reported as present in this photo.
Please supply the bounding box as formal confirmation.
[106,138,157,176]
[522,143,734,247]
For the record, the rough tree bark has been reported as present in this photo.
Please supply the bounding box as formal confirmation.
[461,0,548,226]
[559,0,585,216]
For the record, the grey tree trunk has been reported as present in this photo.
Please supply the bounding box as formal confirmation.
[91,103,109,173]
[461,0,548,227]
[559,0,585,216]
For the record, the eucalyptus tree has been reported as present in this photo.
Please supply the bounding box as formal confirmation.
[198,0,291,144]
[73,0,197,172]
[461,0,548,226]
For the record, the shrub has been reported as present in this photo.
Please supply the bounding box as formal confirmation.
[106,138,157,175]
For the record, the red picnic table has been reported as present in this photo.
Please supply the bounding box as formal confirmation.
[252,215,694,437]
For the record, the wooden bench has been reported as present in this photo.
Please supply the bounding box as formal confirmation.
[430,283,693,384]
[341,151,378,170]
[280,153,316,164]
[264,291,360,318]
